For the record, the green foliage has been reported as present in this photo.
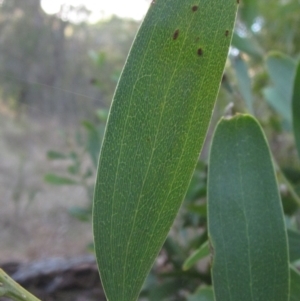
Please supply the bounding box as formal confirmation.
[183,241,209,271]
[263,52,296,125]
[92,0,238,300]
[290,267,300,301]
[208,115,289,301]
[231,55,254,113]
[0,269,41,301]
[45,110,107,221]
[3,0,300,300]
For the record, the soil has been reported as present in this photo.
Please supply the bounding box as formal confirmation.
[0,111,94,261]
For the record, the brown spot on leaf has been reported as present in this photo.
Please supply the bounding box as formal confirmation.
[173,29,179,40]
[151,0,156,4]
[225,30,229,37]
[197,48,203,56]
[237,0,240,3]
[192,5,198,12]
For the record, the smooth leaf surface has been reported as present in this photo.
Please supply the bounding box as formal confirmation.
[292,61,300,159]
[93,1,238,300]
[263,52,296,124]
[183,241,209,271]
[208,115,289,301]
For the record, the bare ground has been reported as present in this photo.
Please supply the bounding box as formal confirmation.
[0,110,94,262]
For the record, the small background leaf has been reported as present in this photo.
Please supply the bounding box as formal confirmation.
[46,150,68,160]
[183,241,209,271]
[44,174,77,185]
[263,51,296,124]
[231,54,254,113]
[292,61,300,159]
[231,33,264,59]
[239,0,258,29]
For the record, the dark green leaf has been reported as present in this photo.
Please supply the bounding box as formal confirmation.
[93,1,238,300]
[208,114,289,301]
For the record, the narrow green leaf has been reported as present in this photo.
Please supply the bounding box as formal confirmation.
[231,55,254,113]
[263,51,296,124]
[288,228,300,263]
[208,114,289,301]
[292,61,300,159]
[187,286,214,301]
[82,120,101,167]
[183,241,209,271]
[0,269,41,301]
[93,1,238,300]
[44,174,77,185]
[290,266,300,301]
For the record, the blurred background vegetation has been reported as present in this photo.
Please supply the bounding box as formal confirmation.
[0,0,300,300]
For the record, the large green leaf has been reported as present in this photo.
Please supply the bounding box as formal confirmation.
[208,114,289,301]
[92,1,238,300]
[292,61,300,159]
[263,52,296,124]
